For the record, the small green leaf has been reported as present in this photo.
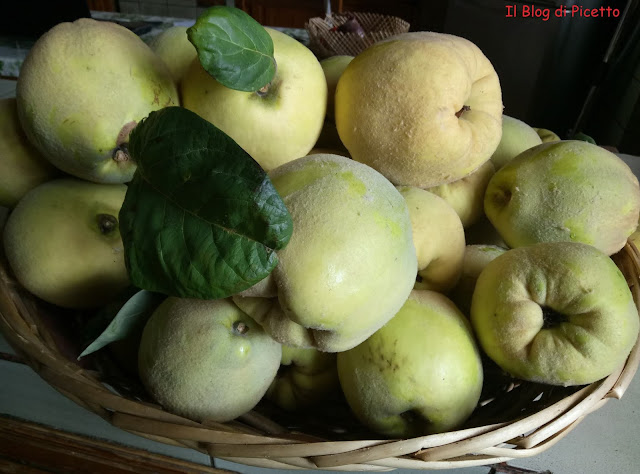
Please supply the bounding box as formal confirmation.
[119,106,293,299]
[78,290,165,359]
[187,6,276,92]
[573,132,597,145]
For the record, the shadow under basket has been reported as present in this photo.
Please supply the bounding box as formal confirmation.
[1,242,640,471]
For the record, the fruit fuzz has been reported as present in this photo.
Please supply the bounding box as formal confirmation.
[16,18,178,183]
[181,28,327,171]
[471,242,639,387]
[335,31,503,188]
[233,154,417,352]
[485,140,640,255]
[2,178,130,309]
[138,298,281,422]
[338,290,484,438]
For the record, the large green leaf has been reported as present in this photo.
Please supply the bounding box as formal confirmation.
[119,107,293,299]
[187,6,276,92]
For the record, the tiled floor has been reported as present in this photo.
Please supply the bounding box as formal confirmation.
[0,79,17,98]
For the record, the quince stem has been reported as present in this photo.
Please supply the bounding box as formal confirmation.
[256,59,278,97]
[456,105,471,118]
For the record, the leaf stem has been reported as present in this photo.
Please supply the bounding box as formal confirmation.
[256,58,277,97]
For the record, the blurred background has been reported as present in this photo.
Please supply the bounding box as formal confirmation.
[1,0,638,154]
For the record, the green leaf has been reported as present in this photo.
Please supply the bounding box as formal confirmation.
[573,132,597,145]
[79,287,139,348]
[78,290,165,359]
[119,106,293,300]
[187,6,276,92]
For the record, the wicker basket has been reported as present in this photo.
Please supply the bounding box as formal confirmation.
[305,12,410,59]
[1,236,639,471]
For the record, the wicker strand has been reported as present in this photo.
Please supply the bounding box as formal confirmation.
[37,367,206,426]
[111,412,305,446]
[608,244,640,399]
[309,423,508,468]
[123,429,207,453]
[413,366,621,463]
[366,455,516,470]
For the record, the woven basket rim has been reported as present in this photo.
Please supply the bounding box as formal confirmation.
[306,11,411,31]
[1,241,639,470]
[304,11,410,59]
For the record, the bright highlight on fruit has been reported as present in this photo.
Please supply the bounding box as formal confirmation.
[233,153,418,353]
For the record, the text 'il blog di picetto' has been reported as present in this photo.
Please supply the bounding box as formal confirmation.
[505,4,621,21]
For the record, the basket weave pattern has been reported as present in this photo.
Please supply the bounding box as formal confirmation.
[1,241,639,470]
[305,12,410,59]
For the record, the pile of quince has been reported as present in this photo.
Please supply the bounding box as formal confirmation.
[1,7,639,439]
